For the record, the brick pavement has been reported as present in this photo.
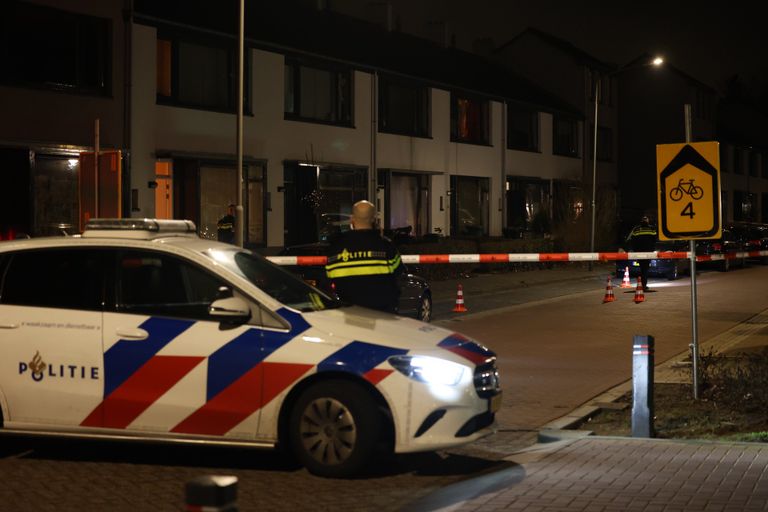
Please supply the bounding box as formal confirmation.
[442,436,768,511]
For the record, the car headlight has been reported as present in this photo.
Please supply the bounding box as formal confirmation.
[388,355,467,386]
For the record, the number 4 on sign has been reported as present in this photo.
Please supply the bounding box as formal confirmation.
[681,202,695,219]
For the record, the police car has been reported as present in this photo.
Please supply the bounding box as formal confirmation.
[0,219,501,477]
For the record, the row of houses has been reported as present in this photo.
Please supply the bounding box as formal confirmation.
[1,0,767,251]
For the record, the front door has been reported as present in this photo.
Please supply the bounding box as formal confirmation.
[85,249,264,439]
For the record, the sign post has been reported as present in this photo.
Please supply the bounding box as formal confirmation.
[656,113,721,399]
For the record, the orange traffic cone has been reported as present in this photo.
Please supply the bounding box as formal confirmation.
[452,284,468,312]
[620,266,633,288]
[633,277,645,304]
[602,277,616,303]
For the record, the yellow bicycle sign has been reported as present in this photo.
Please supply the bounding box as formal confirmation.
[656,142,721,241]
[669,178,704,202]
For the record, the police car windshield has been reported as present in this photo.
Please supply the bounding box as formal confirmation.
[207,248,340,312]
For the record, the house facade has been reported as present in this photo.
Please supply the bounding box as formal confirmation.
[1,0,585,251]
[492,28,618,242]
[717,98,768,224]
[0,0,128,240]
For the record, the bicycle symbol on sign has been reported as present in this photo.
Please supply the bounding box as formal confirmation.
[669,178,704,201]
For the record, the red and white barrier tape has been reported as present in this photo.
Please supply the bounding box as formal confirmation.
[267,250,768,266]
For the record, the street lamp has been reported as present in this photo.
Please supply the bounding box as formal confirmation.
[589,55,663,257]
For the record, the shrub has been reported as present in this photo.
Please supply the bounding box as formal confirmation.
[699,348,768,410]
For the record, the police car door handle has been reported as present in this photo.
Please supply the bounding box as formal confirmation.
[0,322,19,329]
[116,327,150,341]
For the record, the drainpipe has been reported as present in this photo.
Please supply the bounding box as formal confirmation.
[371,71,379,228]
[123,0,133,218]
[501,101,507,236]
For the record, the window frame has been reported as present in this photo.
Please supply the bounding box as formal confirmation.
[450,93,491,146]
[113,248,228,321]
[0,1,112,96]
[377,75,431,138]
[155,30,251,114]
[507,105,539,152]
[283,58,354,127]
[552,116,580,158]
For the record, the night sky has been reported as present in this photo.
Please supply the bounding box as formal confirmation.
[332,0,768,94]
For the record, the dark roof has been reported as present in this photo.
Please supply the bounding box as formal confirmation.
[623,53,718,93]
[496,27,614,72]
[133,1,581,117]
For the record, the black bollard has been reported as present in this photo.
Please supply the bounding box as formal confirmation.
[631,335,655,438]
[185,475,238,512]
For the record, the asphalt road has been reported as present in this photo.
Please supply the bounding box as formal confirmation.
[2,263,766,511]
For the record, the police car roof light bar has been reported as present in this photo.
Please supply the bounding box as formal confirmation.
[83,219,197,239]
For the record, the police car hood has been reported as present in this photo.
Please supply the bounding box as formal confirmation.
[299,306,496,365]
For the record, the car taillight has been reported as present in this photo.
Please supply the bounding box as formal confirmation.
[712,243,722,251]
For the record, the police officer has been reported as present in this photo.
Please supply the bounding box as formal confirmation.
[217,204,236,244]
[325,200,403,313]
[625,214,658,291]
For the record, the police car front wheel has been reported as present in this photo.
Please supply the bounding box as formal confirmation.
[289,380,383,477]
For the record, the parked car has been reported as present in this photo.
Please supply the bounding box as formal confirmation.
[696,227,748,272]
[278,242,433,322]
[0,219,499,477]
[728,221,768,265]
[318,213,352,242]
[615,239,691,281]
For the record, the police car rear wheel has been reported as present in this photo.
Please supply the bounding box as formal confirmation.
[290,380,381,477]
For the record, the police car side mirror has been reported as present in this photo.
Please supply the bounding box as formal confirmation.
[209,297,251,322]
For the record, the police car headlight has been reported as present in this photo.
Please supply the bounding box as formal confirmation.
[388,355,467,386]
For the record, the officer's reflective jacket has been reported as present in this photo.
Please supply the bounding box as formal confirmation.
[626,223,658,252]
[325,229,402,313]
[217,214,235,243]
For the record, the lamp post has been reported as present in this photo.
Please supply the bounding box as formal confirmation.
[589,56,663,258]
[235,0,245,247]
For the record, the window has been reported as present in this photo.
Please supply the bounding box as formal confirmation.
[284,60,352,125]
[156,33,249,112]
[379,171,430,236]
[588,125,613,161]
[451,94,489,145]
[199,166,237,242]
[506,178,550,234]
[117,250,225,320]
[763,193,768,222]
[763,153,768,179]
[734,148,743,175]
[0,1,110,95]
[507,106,539,151]
[693,88,712,121]
[33,155,79,237]
[283,163,367,246]
[246,166,266,247]
[1,249,104,310]
[450,175,489,237]
[553,116,579,157]
[720,145,730,173]
[600,76,612,105]
[588,71,612,105]
[378,77,430,137]
[749,151,759,178]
